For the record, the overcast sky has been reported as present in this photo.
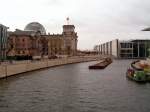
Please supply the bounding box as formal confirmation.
[0,0,150,50]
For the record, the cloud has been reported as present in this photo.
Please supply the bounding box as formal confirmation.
[1,0,150,49]
[43,0,62,6]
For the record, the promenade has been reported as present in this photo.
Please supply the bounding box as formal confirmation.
[0,55,102,79]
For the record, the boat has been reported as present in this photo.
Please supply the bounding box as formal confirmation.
[144,67,150,82]
[126,68,147,82]
[126,60,150,82]
[89,58,112,69]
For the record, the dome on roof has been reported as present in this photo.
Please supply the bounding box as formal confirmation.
[24,22,46,35]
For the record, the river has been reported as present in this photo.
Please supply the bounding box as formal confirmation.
[0,59,150,112]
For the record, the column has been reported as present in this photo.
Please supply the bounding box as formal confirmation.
[138,42,140,57]
[132,43,133,58]
[145,42,147,57]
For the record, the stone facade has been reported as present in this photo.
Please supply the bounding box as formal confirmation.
[8,29,46,60]
[7,22,78,60]
[43,34,64,56]
[62,25,78,55]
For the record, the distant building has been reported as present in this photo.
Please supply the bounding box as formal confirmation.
[8,22,78,60]
[43,25,78,56]
[0,24,8,61]
[8,29,46,60]
[24,22,46,35]
[95,39,150,58]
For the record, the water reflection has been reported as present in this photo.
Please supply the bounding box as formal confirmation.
[0,60,150,112]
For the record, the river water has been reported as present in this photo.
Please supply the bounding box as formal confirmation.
[0,59,150,112]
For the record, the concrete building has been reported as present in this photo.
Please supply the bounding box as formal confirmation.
[95,39,150,58]
[7,22,78,60]
[0,24,8,61]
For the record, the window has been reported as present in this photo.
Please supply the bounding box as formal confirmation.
[121,43,132,48]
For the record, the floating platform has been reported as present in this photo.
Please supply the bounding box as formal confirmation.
[89,58,112,69]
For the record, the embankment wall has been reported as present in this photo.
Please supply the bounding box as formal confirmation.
[0,56,101,79]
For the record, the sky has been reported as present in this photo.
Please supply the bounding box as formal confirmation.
[0,0,150,50]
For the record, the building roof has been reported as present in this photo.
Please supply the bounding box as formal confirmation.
[63,25,75,28]
[24,22,46,35]
[119,39,150,43]
[8,29,38,37]
[130,39,150,42]
[42,34,63,39]
[0,24,9,28]
[142,27,150,31]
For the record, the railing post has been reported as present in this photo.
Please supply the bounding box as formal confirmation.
[5,64,7,78]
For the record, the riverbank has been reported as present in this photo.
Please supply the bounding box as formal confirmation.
[0,55,102,79]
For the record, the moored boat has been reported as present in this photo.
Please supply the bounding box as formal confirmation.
[126,60,150,82]
[144,67,150,82]
[126,68,147,82]
[89,58,112,69]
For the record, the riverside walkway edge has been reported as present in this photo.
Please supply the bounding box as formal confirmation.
[0,56,102,79]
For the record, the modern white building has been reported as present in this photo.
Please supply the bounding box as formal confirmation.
[95,39,150,58]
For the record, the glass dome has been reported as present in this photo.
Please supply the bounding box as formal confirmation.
[24,22,46,35]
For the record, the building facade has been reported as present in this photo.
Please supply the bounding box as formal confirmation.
[8,29,46,60]
[95,39,150,58]
[0,24,8,61]
[7,22,78,60]
[62,25,78,55]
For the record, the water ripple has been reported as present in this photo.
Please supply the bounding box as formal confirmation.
[0,60,150,112]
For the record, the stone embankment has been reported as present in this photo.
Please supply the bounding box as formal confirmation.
[0,56,102,79]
